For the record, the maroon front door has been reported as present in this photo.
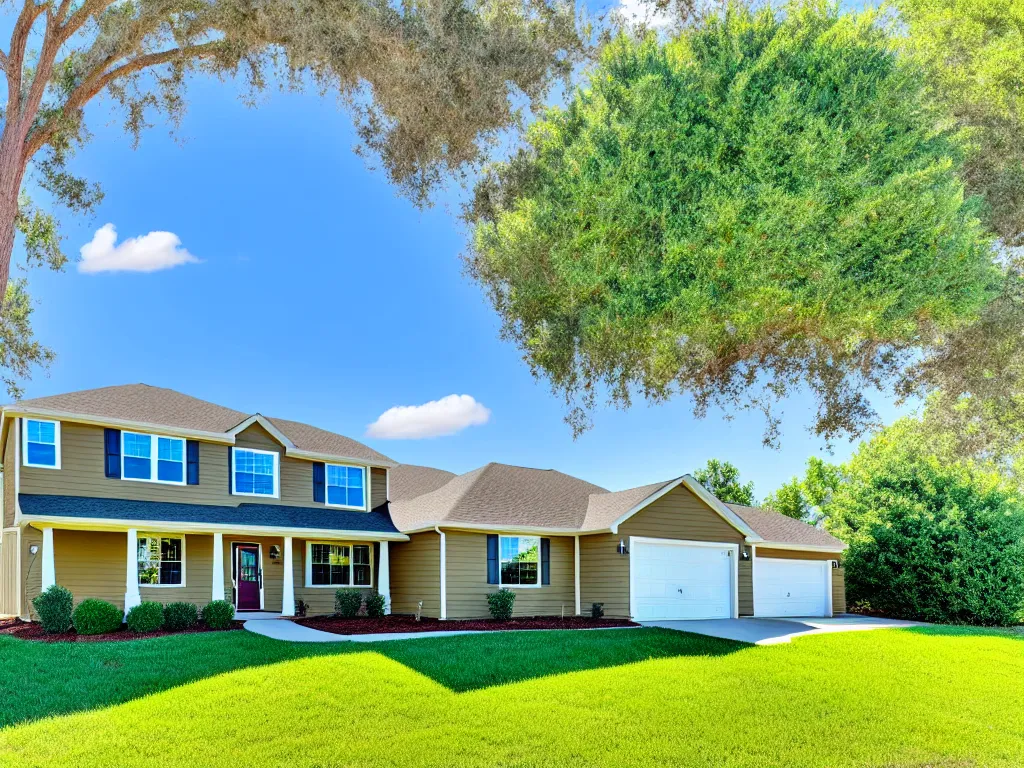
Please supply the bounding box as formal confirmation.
[236,545,261,611]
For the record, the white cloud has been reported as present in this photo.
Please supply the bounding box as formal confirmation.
[614,0,674,28]
[366,395,491,439]
[78,223,199,274]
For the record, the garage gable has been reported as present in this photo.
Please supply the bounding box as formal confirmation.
[616,482,748,543]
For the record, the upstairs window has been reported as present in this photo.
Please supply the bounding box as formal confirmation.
[122,432,185,484]
[233,447,278,497]
[23,419,60,469]
[500,536,540,586]
[137,535,184,586]
[326,464,365,509]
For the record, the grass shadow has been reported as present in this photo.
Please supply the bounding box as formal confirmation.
[0,627,747,727]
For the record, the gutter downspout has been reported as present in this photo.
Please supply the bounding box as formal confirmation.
[434,526,447,620]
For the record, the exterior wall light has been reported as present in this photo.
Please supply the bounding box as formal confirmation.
[617,539,629,556]
[29,545,39,555]
[269,545,281,560]
[740,550,750,561]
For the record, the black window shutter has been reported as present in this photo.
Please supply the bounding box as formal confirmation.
[103,429,121,478]
[487,534,499,584]
[312,462,325,503]
[227,447,233,494]
[541,538,551,585]
[186,440,200,485]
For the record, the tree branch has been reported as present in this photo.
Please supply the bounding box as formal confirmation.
[6,0,47,117]
[23,40,224,160]
[59,0,119,46]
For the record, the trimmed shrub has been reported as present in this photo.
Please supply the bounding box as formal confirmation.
[202,599,235,630]
[126,601,165,634]
[487,589,516,621]
[164,602,199,631]
[295,599,309,618]
[365,593,387,618]
[32,584,74,634]
[335,589,363,618]
[591,602,605,619]
[72,599,123,636]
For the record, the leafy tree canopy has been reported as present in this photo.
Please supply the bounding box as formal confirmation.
[0,0,584,396]
[763,456,839,521]
[693,458,755,505]
[466,0,1002,445]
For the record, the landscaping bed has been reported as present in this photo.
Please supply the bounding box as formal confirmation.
[0,616,243,643]
[296,614,638,635]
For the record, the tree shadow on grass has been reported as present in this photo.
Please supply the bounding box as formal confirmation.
[371,627,748,693]
[899,624,1024,641]
[0,627,747,727]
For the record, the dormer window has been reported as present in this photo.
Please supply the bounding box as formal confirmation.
[232,447,279,497]
[122,432,186,485]
[326,464,365,510]
[22,419,60,469]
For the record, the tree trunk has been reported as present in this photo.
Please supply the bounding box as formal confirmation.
[0,130,27,308]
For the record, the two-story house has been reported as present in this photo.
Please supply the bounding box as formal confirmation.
[0,384,847,623]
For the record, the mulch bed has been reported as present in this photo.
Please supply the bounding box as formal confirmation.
[0,616,244,643]
[296,614,638,635]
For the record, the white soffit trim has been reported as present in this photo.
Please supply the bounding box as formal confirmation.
[2,408,236,444]
[226,414,295,448]
[401,522,581,536]
[757,541,846,553]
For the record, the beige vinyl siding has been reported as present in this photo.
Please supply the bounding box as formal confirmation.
[223,535,284,612]
[390,531,440,618]
[755,547,846,616]
[292,538,377,616]
[371,468,386,509]
[20,422,387,517]
[54,530,126,609]
[580,484,746,618]
[445,531,575,619]
[1,529,18,616]
[3,422,15,528]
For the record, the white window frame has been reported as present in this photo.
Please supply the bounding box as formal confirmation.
[121,431,187,486]
[324,463,367,511]
[304,541,374,589]
[231,447,280,498]
[137,534,186,588]
[498,534,542,589]
[22,418,61,470]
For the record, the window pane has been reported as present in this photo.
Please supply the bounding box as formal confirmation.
[348,467,364,489]
[331,564,350,585]
[253,474,274,495]
[353,545,370,565]
[327,486,345,505]
[124,433,151,458]
[234,450,275,495]
[235,472,254,494]
[500,562,520,585]
[124,456,151,480]
[161,538,181,562]
[26,443,56,466]
[347,487,363,507]
[312,563,330,585]
[160,562,182,585]
[519,561,538,585]
[354,565,371,586]
[157,460,183,482]
[27,420,55,445]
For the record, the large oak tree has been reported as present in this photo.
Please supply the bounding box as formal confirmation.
[0,0,582,394]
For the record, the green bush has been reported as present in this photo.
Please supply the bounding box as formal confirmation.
[365,593,386,618]
[201,599,235,630]
[32,584,74,634]
[72,599,123,635]
[335,589,363,618]
[591,602,605,619]
[487,589,516,621]
[125,601,165,634]
[164,602,199,631]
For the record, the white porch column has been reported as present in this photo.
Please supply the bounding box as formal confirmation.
[212,532,225,601]
[124,528,141,613]
[574,535,581,616]
[40,527,55,591]
[378,541,391,614]
[281,536,295,616]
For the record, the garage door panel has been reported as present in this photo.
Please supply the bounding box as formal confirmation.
[631,540,734,621]
[754,558,828,617]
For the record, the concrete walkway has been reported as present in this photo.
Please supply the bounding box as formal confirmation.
[640,615,923,645]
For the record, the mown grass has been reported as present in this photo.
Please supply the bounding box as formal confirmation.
[1,626,1022,767]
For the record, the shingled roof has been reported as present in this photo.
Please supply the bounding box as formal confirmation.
[5,384,395,466]
[727,504,846,550]
[389,464,458,502]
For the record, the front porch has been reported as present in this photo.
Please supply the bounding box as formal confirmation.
[23,525,394,620]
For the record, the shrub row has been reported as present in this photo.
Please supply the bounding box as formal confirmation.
[333,590,387,618]
[31,586,234,635]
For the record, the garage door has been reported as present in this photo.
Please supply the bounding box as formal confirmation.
[754,558,829,617]
[631,539,734,621]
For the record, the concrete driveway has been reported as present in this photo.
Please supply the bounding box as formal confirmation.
[640,615,923,645]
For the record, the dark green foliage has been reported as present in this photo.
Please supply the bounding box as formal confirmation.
[72,599,123,636]
[295,599,309,618]
[201,600,235,630]
[487,589,516,621]
[467,1,998,445]
[31,584,73,634]
[164,602,199,631]
[126,602,165,634]
[365,593,387,618]
[335,589,363,618]
[693,460,755,505]
[591,602,605,619]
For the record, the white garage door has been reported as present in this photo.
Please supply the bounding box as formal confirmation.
[631,539,734,621]
[754,558,829,617]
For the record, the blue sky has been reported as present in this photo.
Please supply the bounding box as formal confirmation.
[15,22,911,497]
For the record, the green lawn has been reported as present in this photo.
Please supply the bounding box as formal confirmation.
[0,626,1021,766]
